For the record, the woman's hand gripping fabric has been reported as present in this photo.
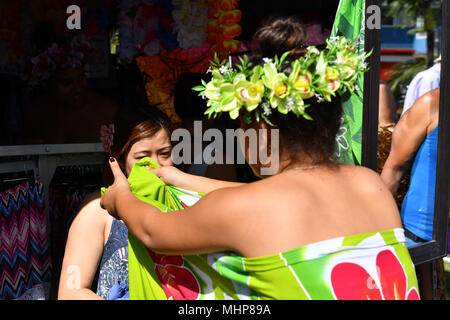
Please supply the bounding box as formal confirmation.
[146,165,186,186]
[100,158,132,219]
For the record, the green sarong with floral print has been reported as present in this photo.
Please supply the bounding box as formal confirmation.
[106,158,420,300]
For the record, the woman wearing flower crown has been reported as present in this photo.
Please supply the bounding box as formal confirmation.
[99,32,420,299]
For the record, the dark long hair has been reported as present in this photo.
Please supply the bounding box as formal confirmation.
[266,96,343,165]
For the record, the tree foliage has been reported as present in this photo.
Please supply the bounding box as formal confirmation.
[383,0,441,101]
[386,57,427,96]
[383,0,441,66]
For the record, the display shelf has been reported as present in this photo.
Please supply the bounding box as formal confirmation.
[0,143,104,157]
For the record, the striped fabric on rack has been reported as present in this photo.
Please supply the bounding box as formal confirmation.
[0,181,52,300]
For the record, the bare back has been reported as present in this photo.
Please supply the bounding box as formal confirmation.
[223,164,402,258]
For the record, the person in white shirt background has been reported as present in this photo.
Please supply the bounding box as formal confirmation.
[400,55,441,117]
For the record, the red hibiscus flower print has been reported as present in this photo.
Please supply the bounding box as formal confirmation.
[148,251,200,300]
[331,249,420,300]
[180,201,188,209]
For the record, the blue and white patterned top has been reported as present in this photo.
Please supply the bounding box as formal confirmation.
[96,217,129,299]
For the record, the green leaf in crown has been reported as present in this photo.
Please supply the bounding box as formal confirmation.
[193,36,371,125]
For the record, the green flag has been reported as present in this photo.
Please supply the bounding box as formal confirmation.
[331,0,366,165]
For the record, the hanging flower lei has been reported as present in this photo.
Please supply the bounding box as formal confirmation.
[193,36,371,124]
[205,0,242,56]
[172,0,209,49]
[26,36,93,87]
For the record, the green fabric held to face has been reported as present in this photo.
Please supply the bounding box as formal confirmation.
[102,157,237,300]
[101,158,179,300]
[102,157,180,212]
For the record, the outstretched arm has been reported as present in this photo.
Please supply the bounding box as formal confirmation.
[381,93,436,194]
[149,166,245,194]
[58,192,107,300]
[101,159,242,255]
[379,83,396,126]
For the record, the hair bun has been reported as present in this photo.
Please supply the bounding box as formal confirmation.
[288,48,308,60]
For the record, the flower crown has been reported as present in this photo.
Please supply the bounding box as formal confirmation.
[193,36,371,124]
[26,36,93,87]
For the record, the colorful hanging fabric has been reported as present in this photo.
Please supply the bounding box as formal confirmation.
[331,0,366,165]
[172,0,209,49]
[48,166,104,292]
[0,181,52,300]
[103,158,419,300]
[127,0,242,123]
[136,42,213,126]
[117,0,179,60]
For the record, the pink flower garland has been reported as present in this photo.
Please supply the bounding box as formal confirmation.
[26,36,93,86]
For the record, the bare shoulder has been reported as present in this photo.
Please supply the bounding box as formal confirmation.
[74,190,110,226]
[407,88,439,117]
[339,165,387,190]
[379,82,392,96]
[79,190,101,209]
[338,164,379,177]
[63,190,112,265]
[198,180,268,217]
[202,165,390,212]
[401,89,439,133]
[417,88,439,106]
[427,88,440,114]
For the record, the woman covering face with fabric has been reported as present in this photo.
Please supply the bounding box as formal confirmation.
[100,29,420,299]
[58,107,174,300]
